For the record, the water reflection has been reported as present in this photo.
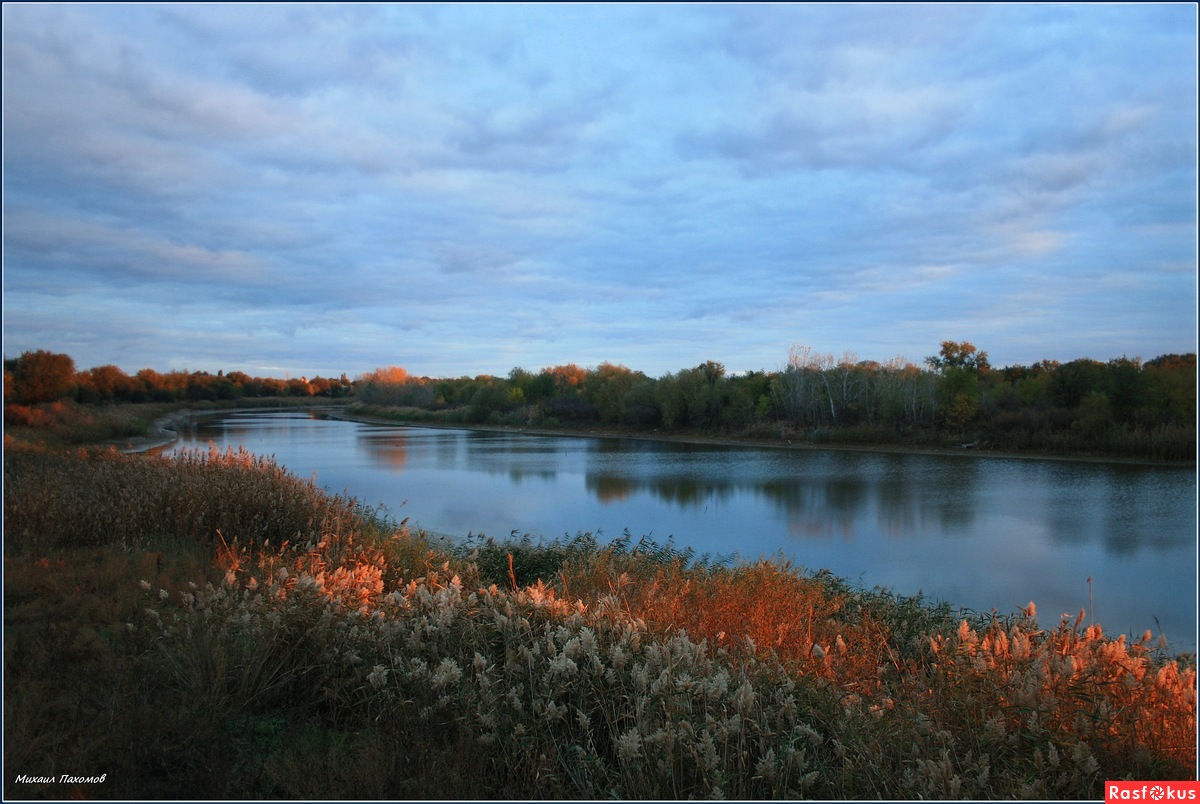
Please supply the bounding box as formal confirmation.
[170,414,1196,646]
[346,425,1193,560]
[359,428,409,471]
[588,475,638,504]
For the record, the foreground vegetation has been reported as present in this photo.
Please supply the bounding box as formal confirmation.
[4,425,1195,799]
[1,396,342,451]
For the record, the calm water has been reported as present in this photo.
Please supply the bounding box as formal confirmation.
[166,409,1198,648]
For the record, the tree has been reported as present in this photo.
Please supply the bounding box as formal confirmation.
[76,364,137,403]
[583,362,642,424]
[924,341,990,374]
[10,350,76,404]
[820,351,866,423]
[1049,359,1105,409]
[1103,356,1144,425]
[872,356,926,427]
[783,345,867,424]
[359,366,408,385]
[545,364,588,394]
[925,342,989,435]
[678,361,725,427]
[467,376,511,423]
[782,345,834,425]
[618,379,662,427]
[1142,354,1197,425]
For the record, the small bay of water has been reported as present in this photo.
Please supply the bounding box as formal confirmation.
[166,409,1198,649]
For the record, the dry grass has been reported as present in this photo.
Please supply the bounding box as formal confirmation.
[3,442,368,555]
[3,441,1195,799]
[4,400,154,447]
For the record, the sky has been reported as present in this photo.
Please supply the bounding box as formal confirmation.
[2,3,1196,380]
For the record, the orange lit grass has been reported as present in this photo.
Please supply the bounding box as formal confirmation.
[11,438,1190,796]
[215,534,1197,782]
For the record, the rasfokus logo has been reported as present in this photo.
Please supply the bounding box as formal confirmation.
[1107,782,1200,802]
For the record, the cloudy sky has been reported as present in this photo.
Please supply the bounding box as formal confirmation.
[3,4,1196,379]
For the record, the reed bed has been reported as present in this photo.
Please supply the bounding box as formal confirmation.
[3,443,368,555]
[3,400,154,446]
[3,442,1195,800]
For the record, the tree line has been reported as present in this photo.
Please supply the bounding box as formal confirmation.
[3,351,353,405]
[4,343,1195,461]
[354,342,1196,462]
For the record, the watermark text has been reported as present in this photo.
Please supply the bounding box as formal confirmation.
[13,774,107,785]
[1107,782,1200,802]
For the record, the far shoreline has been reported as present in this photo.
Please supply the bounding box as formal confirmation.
[112,401,1194,469]
[324,407,1195,470]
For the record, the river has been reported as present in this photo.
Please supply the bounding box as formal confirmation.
[163,408,1197,649]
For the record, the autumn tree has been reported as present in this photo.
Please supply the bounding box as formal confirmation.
[871,356,930,427]
[925,341,990,374]
[360,366,409,386]
[76,364,137,403]
[545,363,588,393]
[467,375,512,423]
[9,350,76,404]
[357,366,435,407]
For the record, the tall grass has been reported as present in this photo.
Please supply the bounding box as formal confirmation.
[3,443,372,556]
[4,443,1195,799]
[4,400,154,447]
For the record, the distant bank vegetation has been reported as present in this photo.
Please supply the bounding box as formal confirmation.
[354,342,1195,463]
[5,341,1196,461]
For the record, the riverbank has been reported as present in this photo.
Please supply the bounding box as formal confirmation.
[4,423,1195,799]
[116,408,194,452]
[327,406,1193,468]
[4,440,1195,799]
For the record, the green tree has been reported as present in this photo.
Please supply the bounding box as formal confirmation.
[1103,356,1143,425]
[925,342,989,436]
[618,379,662,427]
[684,361,725,428]
[1049,359,1105,409]
[583,362,642,424]
[467,377,510,423]
[1142,354,1197,425]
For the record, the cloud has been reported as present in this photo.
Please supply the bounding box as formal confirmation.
[2,4,1194,377]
